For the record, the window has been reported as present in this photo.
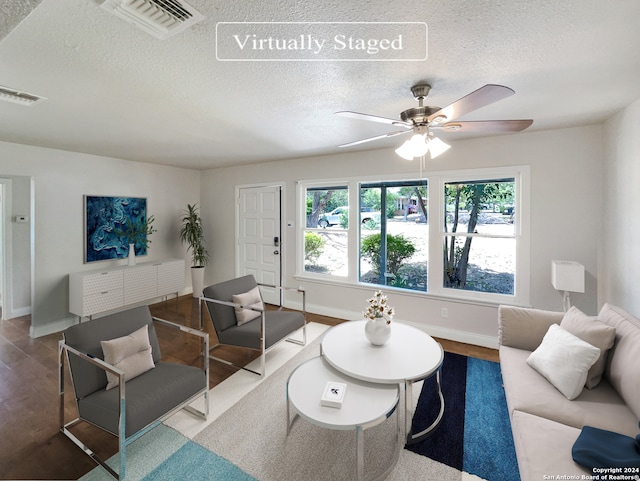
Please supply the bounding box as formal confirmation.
[359,180,428,292]
[303,186,349,277]
[443,178,516,295]
[298,167,529,304]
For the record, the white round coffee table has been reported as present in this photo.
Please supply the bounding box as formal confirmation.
[286,356,400,481]
[320,320,445,444]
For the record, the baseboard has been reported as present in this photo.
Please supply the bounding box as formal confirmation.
[286,300,498,350]
[400,319,498,349]
[6,305,31,319]
[30,315,77,338]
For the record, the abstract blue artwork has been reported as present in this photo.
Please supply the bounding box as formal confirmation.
[84,196,148,263]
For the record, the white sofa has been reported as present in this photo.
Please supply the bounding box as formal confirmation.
[498,303,640,481]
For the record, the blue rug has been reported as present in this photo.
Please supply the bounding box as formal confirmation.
[78,424,257,481]
[407,352,520,481]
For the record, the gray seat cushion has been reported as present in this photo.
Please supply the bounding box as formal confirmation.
[204,275,305,350]
[218,310,305,350]
[77,362,206,437]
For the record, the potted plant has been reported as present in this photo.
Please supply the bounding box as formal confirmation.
[116,215,157,266]
[179,204,209,297]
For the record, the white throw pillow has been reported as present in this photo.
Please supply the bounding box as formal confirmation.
[526,324,601,400]
[232,286,264,326]
[100,325,155,390]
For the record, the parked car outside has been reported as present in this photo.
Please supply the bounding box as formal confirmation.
[318,206,380,228]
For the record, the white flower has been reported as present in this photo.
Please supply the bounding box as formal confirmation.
[363,290,394,325]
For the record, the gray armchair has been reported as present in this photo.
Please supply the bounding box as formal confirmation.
[59,306,208,480]
[200,274,306,376]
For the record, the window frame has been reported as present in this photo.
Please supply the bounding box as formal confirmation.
[296,165,530,306]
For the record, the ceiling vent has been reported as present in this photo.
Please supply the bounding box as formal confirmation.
[101,0,204,40]
[0,85,46,106]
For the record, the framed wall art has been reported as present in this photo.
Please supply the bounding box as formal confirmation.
[84,195,149,263]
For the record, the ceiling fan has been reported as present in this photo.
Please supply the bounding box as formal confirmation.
[336,84,533,160]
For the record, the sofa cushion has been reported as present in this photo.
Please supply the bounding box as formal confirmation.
[101,325,155,390]
[500,345,639,436]
[560,306,616,389]
[526,324,600,400]
[510,410,590,481]
[498,305,564,351]
[598,303,640,420]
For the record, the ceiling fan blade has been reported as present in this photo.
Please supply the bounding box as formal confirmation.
[427,84,516,123]
[434,119,533,133]
[335,111,411,128]
[338,130,410,148]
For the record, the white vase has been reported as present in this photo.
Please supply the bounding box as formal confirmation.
[364,317,391,346]
[191,266,205,298]
[128,243,136,266]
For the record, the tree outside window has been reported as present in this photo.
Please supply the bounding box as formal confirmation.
[443,178,516,294]
[304,186,349,276]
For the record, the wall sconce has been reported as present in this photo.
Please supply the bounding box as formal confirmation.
[551,260,585,312]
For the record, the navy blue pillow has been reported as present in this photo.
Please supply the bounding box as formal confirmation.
[572,425,640,469]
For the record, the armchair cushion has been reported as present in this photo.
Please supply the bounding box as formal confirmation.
[232,286,264,326]
[218,310,305,350]
[64,306,162,398]
[77,362,206,437]
[101,325,155,390]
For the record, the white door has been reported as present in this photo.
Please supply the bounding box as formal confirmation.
[237,185,282,305]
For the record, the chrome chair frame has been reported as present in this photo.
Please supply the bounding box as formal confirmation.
[59,316,209,480]
[199,282,306,377]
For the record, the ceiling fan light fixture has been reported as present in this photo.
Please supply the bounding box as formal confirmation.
[395,139,415,160]
[427,136,451,159]
[395,133,429,160]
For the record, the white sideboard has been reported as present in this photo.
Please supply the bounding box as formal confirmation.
[69,258,185,318]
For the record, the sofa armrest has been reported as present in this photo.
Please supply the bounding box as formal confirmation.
[498,305,564,351]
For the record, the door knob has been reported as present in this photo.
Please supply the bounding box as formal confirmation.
[274,250,279,255]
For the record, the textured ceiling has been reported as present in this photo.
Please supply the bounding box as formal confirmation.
[0,0,639,169]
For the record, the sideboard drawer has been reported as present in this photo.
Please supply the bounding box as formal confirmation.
[84,290,124,317]
[69,258,185,318]
[82,270,124,296]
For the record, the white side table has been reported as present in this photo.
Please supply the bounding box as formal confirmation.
[320,320,445,444]
[286,356,400,481]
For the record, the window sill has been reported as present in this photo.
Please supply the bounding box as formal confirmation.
[293,273,530,309]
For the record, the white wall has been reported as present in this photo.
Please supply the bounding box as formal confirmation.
[201,125,603,347]
[601,97,640,316]
[0,140,201,336]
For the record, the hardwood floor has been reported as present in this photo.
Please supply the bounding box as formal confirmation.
[0,295,498,480]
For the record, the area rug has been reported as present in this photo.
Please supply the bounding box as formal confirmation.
[194,336,519,481]
[79,329,519,481]
[78,424,257,481]
[408,352,520,481]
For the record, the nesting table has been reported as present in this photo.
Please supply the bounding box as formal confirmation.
[320,320,445,444]
[286,356,401,481]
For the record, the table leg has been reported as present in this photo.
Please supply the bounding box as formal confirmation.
[405,366,445,445]
[356,425,364,481]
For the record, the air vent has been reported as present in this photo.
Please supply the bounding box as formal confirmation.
[101,0,204,40]
[0,85,46,106]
